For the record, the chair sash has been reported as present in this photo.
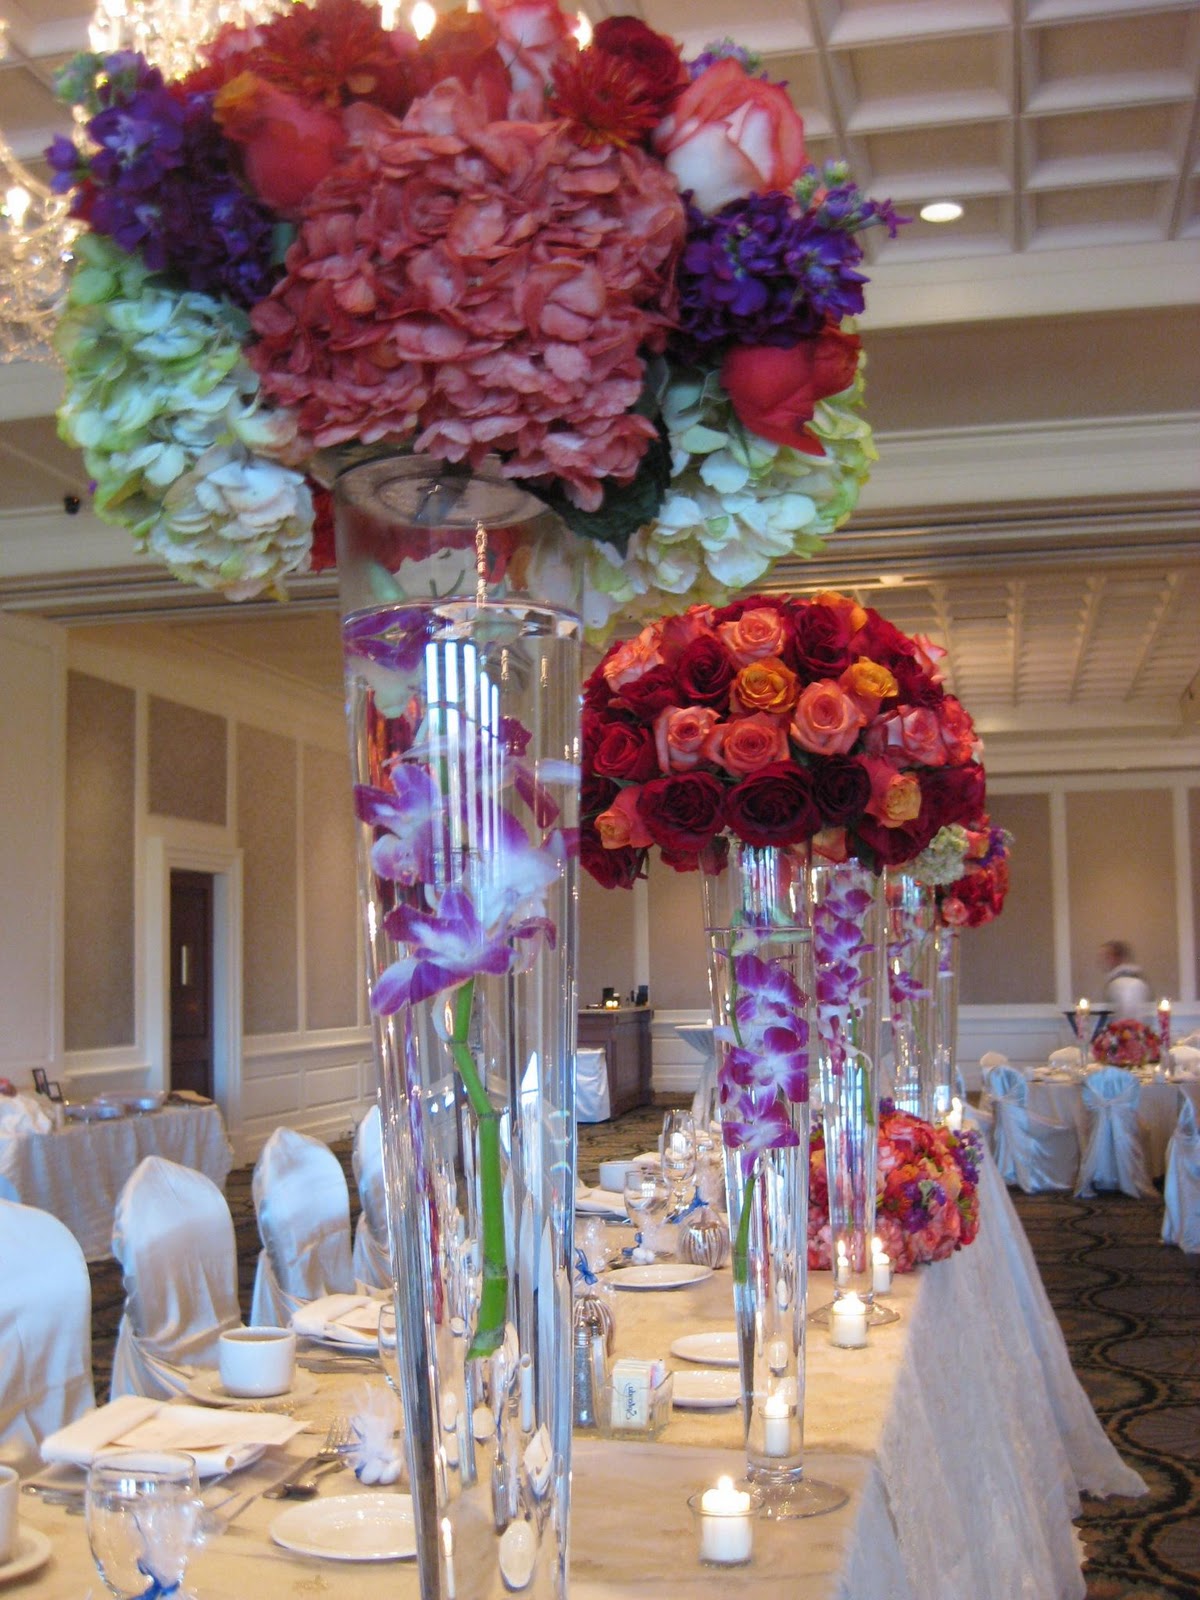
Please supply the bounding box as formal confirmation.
[0,1199,95,1473]
[1076,1067,1153,1200]
[351,1106,392,1292]
[110,1156,242,1400]
[250,1128,354,1326]
[1162,1096,1200,1252]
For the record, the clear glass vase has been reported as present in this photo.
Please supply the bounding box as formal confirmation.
[334,455,582,1600]
[884,871,938,1123]
[700,841,846,1521]
[809,860,896,1328]
[932,924,961,1123]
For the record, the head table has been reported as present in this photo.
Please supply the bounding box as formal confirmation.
[13,1149,1141,1600]
[0,1103,232,1261]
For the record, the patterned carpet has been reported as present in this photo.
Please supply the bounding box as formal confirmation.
[85,1107,1198,1597]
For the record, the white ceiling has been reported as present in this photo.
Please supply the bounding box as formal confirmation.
[0,0,1198,751]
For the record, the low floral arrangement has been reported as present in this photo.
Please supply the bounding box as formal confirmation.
[1091,1017,1161,1068]
[580,590,985,888]
[808,1104,983,1272]
[48,0,899,631]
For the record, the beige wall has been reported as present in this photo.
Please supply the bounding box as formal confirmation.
[303,743,359,1032]
[1192,787,1200,999]
[237,723,299,1037]
[577,872,639,1008]
[960,793,1055,1005]
[643,856,709,1013]
[148,695,227,825]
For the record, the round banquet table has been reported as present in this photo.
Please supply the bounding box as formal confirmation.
[1026,1071,1200,1179]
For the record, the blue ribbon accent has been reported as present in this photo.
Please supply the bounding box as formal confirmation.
[136,1561,180,1597]
[621,1232,644,1260]
[574,1246,599,1286]
[668,1188,705,1225]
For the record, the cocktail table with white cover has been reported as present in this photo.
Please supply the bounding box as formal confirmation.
[1028,1070,1200,1180]
[13,1150,1141,1600]
[0,1103,232,1261]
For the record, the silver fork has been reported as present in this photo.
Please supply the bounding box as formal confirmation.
[263,1415,352,1500]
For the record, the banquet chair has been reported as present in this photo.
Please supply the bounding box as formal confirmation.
[1075,1066,1154,1200]
[1161,1096,1200,1252]
[110,1156,241,1400]
[576,1047,612,1124]
[0,1199,95,1473]
[250,1126,355,1325]
[351,1105,392,1292]
[984,1064,1078,1193]
[0,1174,17,1203]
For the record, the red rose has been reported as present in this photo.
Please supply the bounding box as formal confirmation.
[593,718,659,783]
[674,634,735,709]
[636,772,726,854]
[849,610,908,669]
[810,755,871,827]
[890,654,944,709]
[723,763,820,847]
[721,326,861,454]
[581,768,618,819]
[787,601,851,681]
[581,824,644,890]
[920,763,986,836]
[852,811,937,870]
[615,664,679,723]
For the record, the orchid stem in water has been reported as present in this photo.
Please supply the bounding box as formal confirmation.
[449,979,507,1359]
[732,1168,756,1288]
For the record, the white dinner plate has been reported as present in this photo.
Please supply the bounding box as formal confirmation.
[302,1328,379,1353]
[270,1493,417,1562]
[0,1527,52,1585]
[670,1368,741,1410]
[669,1330,739,1367]
[574,1188,627,1218]
[608,1263,713,1292]
[184,1368,319,1410]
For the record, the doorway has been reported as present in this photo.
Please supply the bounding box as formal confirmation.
[170,869,214,1097]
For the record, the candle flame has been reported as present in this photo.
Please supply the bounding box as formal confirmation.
[411,0,437,39]
[573,11,593,47]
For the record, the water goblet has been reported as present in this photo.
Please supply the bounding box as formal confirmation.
[622,1169,671,1255]
[86,1450,201,1600]
[661,1110,697,1213]
[378,1302,401,1397]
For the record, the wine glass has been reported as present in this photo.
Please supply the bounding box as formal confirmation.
[661,1110,697,1213]
[622,1168,671,1254]
[86,1451,201,1600]
[378,1302,401,1397]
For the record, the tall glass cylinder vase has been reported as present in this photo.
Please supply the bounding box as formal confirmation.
[884,871,938,1123]
[810,861,895,1326]
[334,456,582,1600]
[932,924,961,1123]
[700,842,846,1521]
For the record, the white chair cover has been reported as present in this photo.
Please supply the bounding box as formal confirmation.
[575,1047,612,1124]
[110,1156,242,1400]
[0,1174,17,1203]
[979,1050,1009,1071]
[984,1064,1078,1193]
[351,1106,392,1292]
[0,1199,95,1473]
[250,1127,354,1326]
[1075,1066,1154,1200]
[1161,1096,1200,1251]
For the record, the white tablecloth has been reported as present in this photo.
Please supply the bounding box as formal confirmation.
[1028,1073,1200,1178]
[12,1147,1141,1600]
[0,1104,232,1260]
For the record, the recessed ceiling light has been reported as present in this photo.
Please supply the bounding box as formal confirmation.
[877,574,906,588]
[920,201,964,224]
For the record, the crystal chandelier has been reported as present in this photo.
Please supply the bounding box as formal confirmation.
[87,0,291,82]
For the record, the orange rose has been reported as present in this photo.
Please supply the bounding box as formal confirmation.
[813,591,868,635]
[862,759,922,828]
[214,74,346,216]
[717,606,787,666]
[839,659,898,717]
[703,713,789,776]
[603,626,665,691]
[721,326,861,454]
[595,786,653,849]
[790,680,865,756]
[731,658,799,716]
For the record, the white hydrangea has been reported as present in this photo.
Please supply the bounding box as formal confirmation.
[909,825,972,887]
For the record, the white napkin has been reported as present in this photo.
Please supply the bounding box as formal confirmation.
[0,1092,53,1136]
[291,1293,381,1346]
[574,1187,626,1216]
[40,1395,306,1478]
[1169,1045,1200,1076]
[1049,1046,1083,1069]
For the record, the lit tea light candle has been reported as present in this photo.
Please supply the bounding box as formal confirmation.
[761,1391,791,1458]
[871,1242,892,1297]
[1074,997,1090,1045]
[1158,998,1171,1058]
[830,1291,869,1349]
[945,1095,963,1133]
[696,1476,753,1565]
[834,1239,850,1287]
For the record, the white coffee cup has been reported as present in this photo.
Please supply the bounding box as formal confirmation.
[0,1463,18,1565]
[598,1159,640,1194]
[217,1326,296,1397]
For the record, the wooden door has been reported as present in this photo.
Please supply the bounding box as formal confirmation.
[170,870,213,1098]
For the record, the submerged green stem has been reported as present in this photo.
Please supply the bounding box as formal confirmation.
[449,979,507,1359]
[732,1168,757,1288]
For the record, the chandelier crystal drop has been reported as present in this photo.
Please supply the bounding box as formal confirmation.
[87,0,291,80]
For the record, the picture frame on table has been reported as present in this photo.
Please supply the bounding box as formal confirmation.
[31,1068,64,1102]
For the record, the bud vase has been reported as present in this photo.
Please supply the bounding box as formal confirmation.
[700,840,847,1520]
[809,860,897,1328]
[334,455,582,1600]
[932,924,961,1123]
[884,872,938,1122]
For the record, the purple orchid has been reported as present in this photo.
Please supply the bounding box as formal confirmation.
[813,865,878,1077]
[344,608,435,675]
[714,948,810,1151]
[721,1089,801,1158]
[355,767,444,887]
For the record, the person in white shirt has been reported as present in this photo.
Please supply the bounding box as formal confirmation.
[1100,940,1151,1018]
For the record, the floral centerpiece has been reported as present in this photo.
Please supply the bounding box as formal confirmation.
[910,818,1012,928]
[1091,1017,1161,1068]
[48,0,899,633]
[808,1104,983,1273]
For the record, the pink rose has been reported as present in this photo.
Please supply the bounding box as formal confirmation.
[595,786,653,850]
[660,605,716,661]
[480,0,576,119]
[702,713,789,776]
[602,626,664,692]
[790,680,865,757]
[938,695,981,765]
[717,606,788,666]
[912,633,947,685]
[652,57,806,213]
[863,706,948,768]
[654,705,721,772]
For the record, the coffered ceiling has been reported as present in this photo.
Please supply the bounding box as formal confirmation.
[0,0,1197,751]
